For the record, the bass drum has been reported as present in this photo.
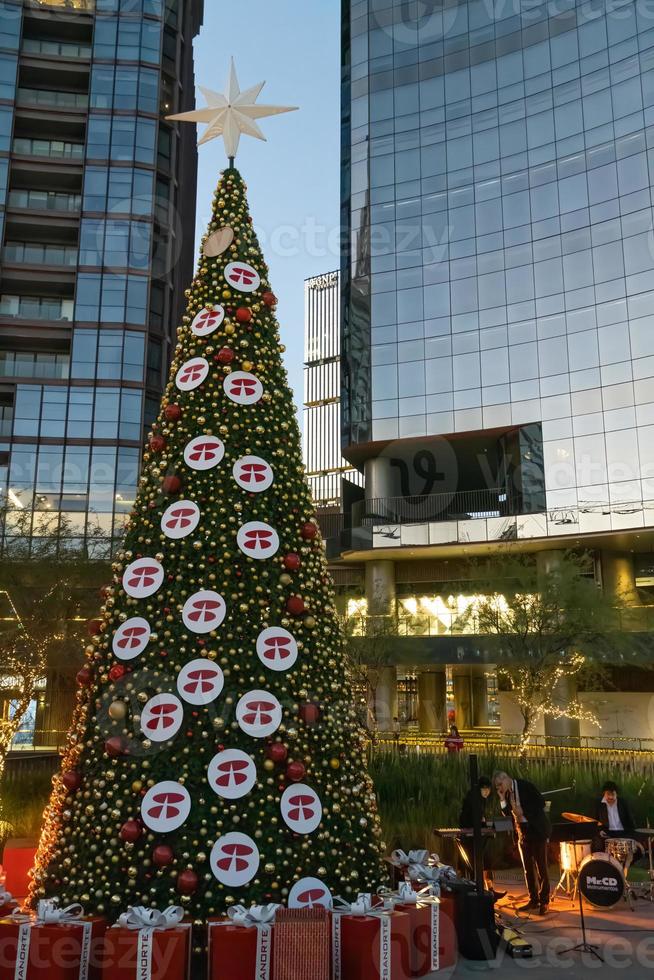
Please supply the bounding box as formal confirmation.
[578,852,625,908]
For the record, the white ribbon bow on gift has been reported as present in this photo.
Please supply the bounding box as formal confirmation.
[396,882,437,903]
[10,900,85,925]
[117,906,184,931]
[389,849,429,868]
[226,905,280,928]
[0,889,13,907]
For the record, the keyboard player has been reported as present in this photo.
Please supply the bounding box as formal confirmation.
[458,776,506,899]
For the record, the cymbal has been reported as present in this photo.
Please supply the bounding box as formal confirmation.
[636,828,654,835]
[562,812,596,824]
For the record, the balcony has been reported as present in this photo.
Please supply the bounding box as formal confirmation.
[22,38,91,59]
[17,88,88,110]
[3,242,78,267]
[354,488,512,526]
[28,0,94,11]
[12,137,84,160]
[7,190,81,213]
[0,352,69,380]
[0,295,74,321]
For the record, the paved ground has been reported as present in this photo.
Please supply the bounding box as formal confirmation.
[445,874,654,977]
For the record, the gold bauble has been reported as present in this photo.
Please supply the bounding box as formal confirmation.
[108,701,127,721]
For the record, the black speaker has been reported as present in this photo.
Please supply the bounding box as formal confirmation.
[454,889,498,961]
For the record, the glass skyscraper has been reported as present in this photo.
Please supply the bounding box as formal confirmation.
[0,0,203,558]
[339,0,654,738]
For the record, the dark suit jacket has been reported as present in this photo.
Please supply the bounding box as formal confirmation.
[459,790,488,829]
[594,797,635,834]
[511,779,551,840]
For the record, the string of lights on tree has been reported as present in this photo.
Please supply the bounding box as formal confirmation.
[29,73,387,917]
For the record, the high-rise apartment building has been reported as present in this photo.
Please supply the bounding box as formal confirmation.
[0,0,203,557]
[338,0,654,738]
[304,270,362,509]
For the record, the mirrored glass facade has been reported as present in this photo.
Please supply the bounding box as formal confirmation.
[0,0,203,555]
[341,0,654,537]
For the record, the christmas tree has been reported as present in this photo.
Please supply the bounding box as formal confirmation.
[30,68,386,922]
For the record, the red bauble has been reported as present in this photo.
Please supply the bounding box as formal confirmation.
[76,665,92,687]
[109,664,126,682]
[153,844,175,868]
[177,870,199,895]
[286,596,305,616]
[283,552,301,571]
[162,475,182,495]
[286,760,306,782]
[164,404,182,422]
[149,435,166,453]
[62,770,81,792]
[119,819,142,843]
[216,347,235,364]
[266,743,288,764]
[262,291,277,307]
[299,702,321,726]
[300,522,318,540]
[235,307,252,323]
[86,619,102,637]
[105,736,126,758]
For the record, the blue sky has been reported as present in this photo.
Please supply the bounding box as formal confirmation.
[192,2,341,416]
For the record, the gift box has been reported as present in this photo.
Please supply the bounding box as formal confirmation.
[1,840,37,901]
[208,904,279,980]
[394,901,439,977]
[436,894,457,971]
[0,908,106,980]
[335,910,411,980]
[101,907,190,980]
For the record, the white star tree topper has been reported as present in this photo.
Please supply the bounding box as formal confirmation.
[167,58,298,161]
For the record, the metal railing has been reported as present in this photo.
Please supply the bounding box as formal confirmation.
[22,38,92,58]
[17,87,88,110]
[8,190,81,213]
[12,137,84,160]
[3,243,78,266]
[370,730,654,766]
[353,488,514,528]
[0,296,74,321]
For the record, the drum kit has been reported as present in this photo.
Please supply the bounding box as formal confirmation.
[556,812,654,910]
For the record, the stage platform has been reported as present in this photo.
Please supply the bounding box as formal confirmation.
[450,873,654,976]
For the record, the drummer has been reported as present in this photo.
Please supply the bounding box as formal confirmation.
[594,781,644,856]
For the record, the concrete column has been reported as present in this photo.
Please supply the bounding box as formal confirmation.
[417,671,446,732]
[601,551,641,606]
[472,674,489,728]
[543,673,580,741]
[365,560,396,617]
[453,674,472,730]
[373,665,398,731]
[364,456,395,502]
[536,549,563,581]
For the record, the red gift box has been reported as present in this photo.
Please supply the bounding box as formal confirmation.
[0,914,106,980]
[208,918,275,980]
[100,922,190,980]
[394,901,440,976]
[335,911,411,980]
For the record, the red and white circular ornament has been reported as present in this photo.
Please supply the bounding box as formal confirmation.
[210,833,260,887]
[256,626,298,672]
[175,357,209,392]
[208,749,257,800]
[288,878,333,910]
[191,306,225,337]
[236,690,282,738]
[161,500,200,540]
[141,781,191,833]
[224,261,261,293]
[112,617,151,660]
[233,456,274,492]
[177,658,224,705]
[140,693,184,742]
[236,521,279,560]
[122,558,164,599]
[183,435,225,471]
[223,372,264,406]
[182,590,226,634]
[280,784,323,834]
